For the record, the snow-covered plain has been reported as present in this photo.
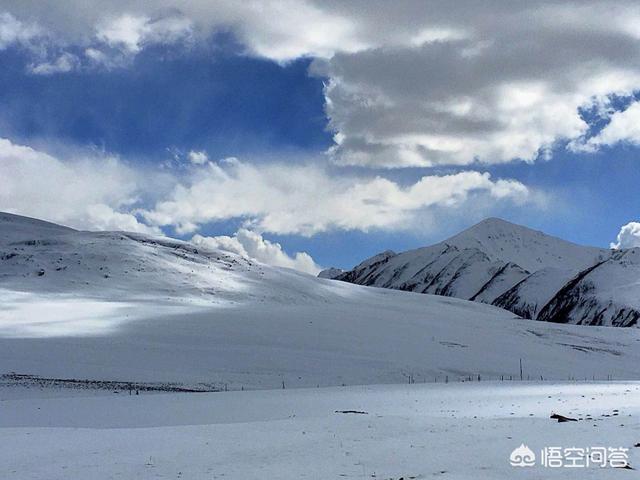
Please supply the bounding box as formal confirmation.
[1,212,639,478]
[1,382,639,479]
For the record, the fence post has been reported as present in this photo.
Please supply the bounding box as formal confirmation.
[519,358,523,381]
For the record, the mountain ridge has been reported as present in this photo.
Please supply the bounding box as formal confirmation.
[333,218,637,327]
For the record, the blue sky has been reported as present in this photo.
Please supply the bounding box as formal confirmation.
[2,2,640,272]
[0,37,331,159]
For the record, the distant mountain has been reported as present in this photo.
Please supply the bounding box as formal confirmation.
[537,249,640,327]
[317,267,344,279]
[334,218,637,327]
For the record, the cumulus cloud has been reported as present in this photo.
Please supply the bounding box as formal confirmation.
[0,11,42,50]
[6,1,350,69]
[582,101,640,150]
[308,1,640,167]
[611,222,640,249]
[0,137,157,233]
[315,13,640,166]
[77,12,194,69]
[0,136,533,239]
[96,12,193,55]
[96,14,149,53]
[28,52,80,75]
[142,157,531,236]
[188,150,208,165]
[5,2,640,165]
[1,1,364,62]
[0,8,193,72]
[83,204,160,234]
[192,229,321,274]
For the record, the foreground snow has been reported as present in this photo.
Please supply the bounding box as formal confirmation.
[1,382,638,479]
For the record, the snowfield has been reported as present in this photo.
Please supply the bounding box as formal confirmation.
[1,212,639,478]
[1,382,639,479]
[2,289,639,390]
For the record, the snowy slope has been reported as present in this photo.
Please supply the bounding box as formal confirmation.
[335,218,639,327]
[1,211,639,388]
[0,211,75,244]
[0,212,344,306]
[470,262,529,303]
[492,267,580,319]
[538,249,640,327]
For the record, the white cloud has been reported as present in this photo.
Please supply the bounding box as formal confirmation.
[305,1,640,166]
[83,12,194,68]
[2,1,365,62]
[29,52,80,75]
[0,9,194,72]
[96,14,148,53]
[142,157,531,236]
[192,229,321,274]
[0,11,41,50]
[0,137,533,239]
[317,42,640,167]
[83,204,160,234]
[96,13,193,55]
[206,0,365,62]
[0,137,156,234]
[188,150,208,165]
[582,101,640,150]
[84,46,126,70]
[611,222,640,249]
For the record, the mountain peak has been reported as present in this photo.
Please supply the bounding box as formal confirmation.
[475,217,514,226]
[356,249,397,269]
[441,218,605,272]
[456,217,536,237]
[318,267,344,279]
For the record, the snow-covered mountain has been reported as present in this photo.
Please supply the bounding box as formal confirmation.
[2,211,638,388]
[335,218,638,327]
[537,248,640,327]
[317,267,344,279]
